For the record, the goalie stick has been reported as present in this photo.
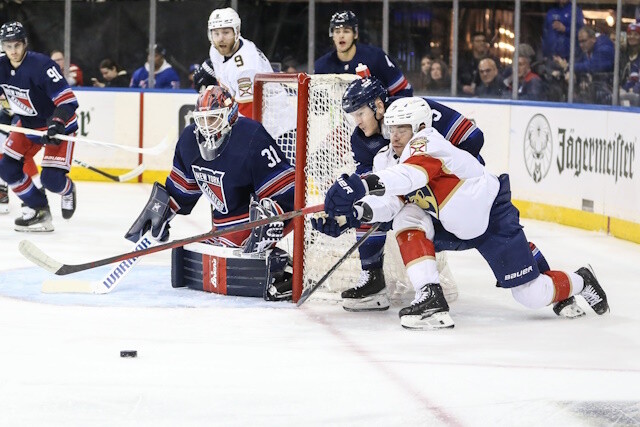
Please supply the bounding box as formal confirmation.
[0,123,170,155]
[296,222,381,307]
[19,203,324,276]
[41,232,156,294]
[73,159,146,182]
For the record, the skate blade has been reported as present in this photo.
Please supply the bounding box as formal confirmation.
[401,311,455,330]
[343,294,390,312]
[14,224,54,232]
[557,303,586,318]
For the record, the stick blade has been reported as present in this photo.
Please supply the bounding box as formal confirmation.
[18,240,63,274]
[42,280,97,294]
[118,163,146,182]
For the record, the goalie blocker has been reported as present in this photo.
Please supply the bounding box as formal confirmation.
[171,243,292,301]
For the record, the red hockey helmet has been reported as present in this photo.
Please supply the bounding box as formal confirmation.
[193,85,238,160]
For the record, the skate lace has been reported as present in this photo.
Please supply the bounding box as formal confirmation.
[21,205,36,220]
[61,192,74,210]
[581,285,602,306]
[410,286,432,306]
[353,270,370,290]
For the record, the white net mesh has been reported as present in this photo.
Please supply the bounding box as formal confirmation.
[258,74,411,301]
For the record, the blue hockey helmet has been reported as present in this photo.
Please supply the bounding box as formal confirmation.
[342,76,388,114]
[0,21,27,43]
[329,10,358,37]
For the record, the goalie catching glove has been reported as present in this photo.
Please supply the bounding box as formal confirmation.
[125,182,177,243]
[243,197,284,254]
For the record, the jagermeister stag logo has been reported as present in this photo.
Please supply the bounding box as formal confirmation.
[523,114,553,183]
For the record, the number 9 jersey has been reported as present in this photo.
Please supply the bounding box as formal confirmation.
[208,36,273,118]
[0,51,78,136]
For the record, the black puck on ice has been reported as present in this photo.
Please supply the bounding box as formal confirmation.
[120,350,137,358]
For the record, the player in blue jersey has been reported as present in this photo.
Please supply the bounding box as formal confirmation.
[125,86,296,299]
[130,44,180,89]
[314,10,413,97]
[0,21,79,232]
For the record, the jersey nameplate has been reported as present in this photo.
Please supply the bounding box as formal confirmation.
[192,165,229,214]
[0,84,37,116]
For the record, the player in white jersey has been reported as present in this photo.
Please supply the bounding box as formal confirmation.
[319,97,609,329]
[202,7,273,118]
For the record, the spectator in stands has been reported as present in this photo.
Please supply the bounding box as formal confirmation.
[458,32,500,96]
[516,50,546,101]
[188,63,200,89]
[50,49,84,86]
[542,0,584,60]
[92,58,129,88]
[475,58,507,99]
[414,55,433,91]
[281,56,299,73]
[130,44,180,89]
[424,59,450,95]
[620,22,640,105]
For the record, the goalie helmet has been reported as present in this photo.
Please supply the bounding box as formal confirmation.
[0,21,27,43]
[342,76,388,114]
[193,85,239,161]
[383,97,432,133]
[329,10,358,37]
[208,7,241,43]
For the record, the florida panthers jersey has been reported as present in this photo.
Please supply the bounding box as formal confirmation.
[0,51,78,138]
[351,97,484,175]
[365,127,499,240]
[315,44,412,96]
[209,37,273,118]
[165,118,295,235]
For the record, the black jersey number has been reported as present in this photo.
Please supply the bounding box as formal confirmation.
[47,66,64,83]
[235,55,244,67]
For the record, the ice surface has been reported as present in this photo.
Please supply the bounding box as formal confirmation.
[0,182,638,426]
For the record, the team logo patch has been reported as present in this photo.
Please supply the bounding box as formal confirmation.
[237,77,252,98]
[0,84,37,116]
[523,114,553,183]
[410,138,428,155]
[192,165,229,214]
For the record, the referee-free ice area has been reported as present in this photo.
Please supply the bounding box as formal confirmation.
[1,182,639,426]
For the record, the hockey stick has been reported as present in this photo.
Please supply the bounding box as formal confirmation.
[0,123,170,155]
[41,232,156,294]
[296,222,381,307]
[73,159,146,182]
[19,203,325,276]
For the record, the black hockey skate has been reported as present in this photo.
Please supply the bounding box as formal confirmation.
[61,182,76,219]
[553,296,586,318]
[14,205,54,232]
[576,266,609,315]
[341,268,390,312]
[399,283,454,330]
[0,181,8,214]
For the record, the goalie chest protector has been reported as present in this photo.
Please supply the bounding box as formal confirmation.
[171,243,286,297]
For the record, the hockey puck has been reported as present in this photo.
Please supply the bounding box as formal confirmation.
[120,350,137,358]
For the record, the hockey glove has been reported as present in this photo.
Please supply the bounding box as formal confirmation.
[193,59,217,91]
[41,106,74,145]
[243,197,284,254]
[125,182,177,243]
[311,213,357,237]
[324,173,366,218]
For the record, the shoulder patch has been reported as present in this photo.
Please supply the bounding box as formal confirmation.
[237,77,252,98]
[409,138,428,156]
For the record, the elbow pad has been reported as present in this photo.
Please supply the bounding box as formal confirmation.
[363,174,385,196]
[353,200,374,222]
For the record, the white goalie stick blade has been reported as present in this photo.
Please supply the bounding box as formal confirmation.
[19,240,64,274]
[116,163,146,182]
[39,232,157,294]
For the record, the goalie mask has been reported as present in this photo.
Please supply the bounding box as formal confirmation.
[193,86,239,161]
[383,97,432,138]
[208,7,241,43]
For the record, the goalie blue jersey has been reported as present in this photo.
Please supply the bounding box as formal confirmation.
[315,44,412,96]
[166,118,295,229]
[351,97,484,174]
[0,51,78,139]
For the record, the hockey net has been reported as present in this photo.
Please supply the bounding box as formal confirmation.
[254,73,411,303]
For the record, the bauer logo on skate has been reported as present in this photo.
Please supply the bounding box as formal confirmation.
[0,84,37,116]
[504,265,533,281]
[192,165,228,214]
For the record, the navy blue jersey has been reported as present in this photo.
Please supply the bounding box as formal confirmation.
[130,62,180,89]
[351,97,484,173]
[166,118,295,229]
[0,51,78,138]
[315,44,413,96]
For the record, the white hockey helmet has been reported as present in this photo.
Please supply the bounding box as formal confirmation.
[208,7,241,43]
[383,97,432,133]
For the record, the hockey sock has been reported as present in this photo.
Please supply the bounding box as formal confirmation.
[357,225,386,270]
[10,173,48,208]
[529,241,550,273]
[544,270,585,303]
[396,228,438,290]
